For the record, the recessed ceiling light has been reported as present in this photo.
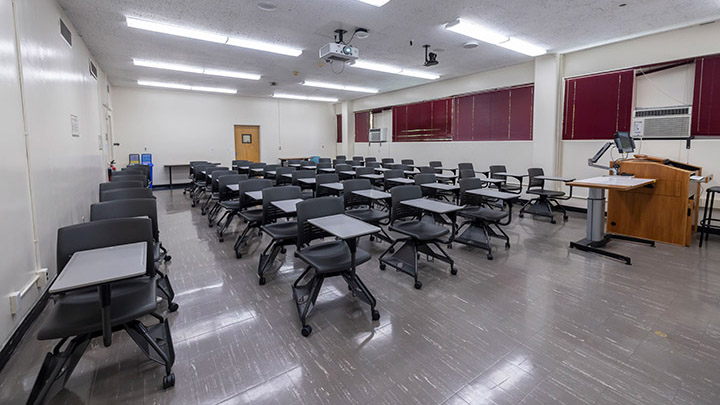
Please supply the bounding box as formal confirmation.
[462,42,478,49]
[126,16,302,57]
[354,28,370,39]
[351,60,440,80]
[354,0,391,7]
[444,18,546,57]
[257,2,277,11]
[133,59,261,80]
[273,93,338,102]
[138,80,237,94]
[433,48,446,53]
[303,81,378,93]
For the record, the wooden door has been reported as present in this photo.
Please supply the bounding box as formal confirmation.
[234,125,260,162]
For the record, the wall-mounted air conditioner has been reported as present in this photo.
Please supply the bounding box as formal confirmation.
[369,128,387,143]
[632,106,692,140]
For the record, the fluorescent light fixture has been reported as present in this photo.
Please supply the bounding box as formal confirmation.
[273,93,338,102]
[303,81,378,94]
[398,69,440,80]
[355,0,391,6]
[226,37,302,57]
[498,38,547,57]
[133,59,261,80]
[444,19,508,45]
[126,16,302,57]
[444,18,547,57]
[350,60,439,80]
[138,80,237,94]
[126,17,227,44]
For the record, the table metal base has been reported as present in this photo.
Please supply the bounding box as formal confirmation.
[570,233,655,265]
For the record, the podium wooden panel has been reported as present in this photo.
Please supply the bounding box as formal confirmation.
[607,155,703,246]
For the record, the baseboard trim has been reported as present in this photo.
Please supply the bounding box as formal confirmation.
[0,290,50,374]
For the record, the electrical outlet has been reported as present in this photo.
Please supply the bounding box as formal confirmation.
[9,291,21,315]
[36,269,49,288]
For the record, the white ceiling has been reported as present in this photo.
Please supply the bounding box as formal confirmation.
[57,0,720,101]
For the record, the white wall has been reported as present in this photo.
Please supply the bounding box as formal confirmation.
[111,86,337,185]
[0,0,109,348]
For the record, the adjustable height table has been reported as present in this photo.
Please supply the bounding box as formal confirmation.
[567,176,656,265]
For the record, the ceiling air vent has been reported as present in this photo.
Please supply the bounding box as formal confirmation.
[59,19,72,47]
[89,60,98,79]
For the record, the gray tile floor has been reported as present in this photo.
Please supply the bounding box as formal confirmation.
[2,189,720,404]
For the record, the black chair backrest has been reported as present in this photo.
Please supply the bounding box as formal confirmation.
[316,173,339,196]
[414,173,436,185]
[238,179,273,210]
[458,162,474,172]
[365,157,377,163]
[206,167,229,186]
[366,162,381,169]
[318,158,331,163]
[459,178,485,206]
[355,167,374,176]
[384,169,403,180]
[100,188,154,202]
[390,185,423,223]
[292,170,315,185]
[263,165,279,176]
[57,218,155,276]
[317,162,332,169]
[429,161,442,168]
[300,160,315,167]
[210,170,234,191]
[276,167,296,183]
[336,155,347,160]
[459,169,476,179]
[332,159,345,167]
[288,159,302,165]
[218,174,248,201]
[335,164,352,173]
[99,181,143,193]
[126,165,150,181]
[342,179,372,209]
[296,197,343,248]
[401,159,414,165]
[249,162,267,169]
[91,198,160,241]
[490,165,507,179]
[419,166,435,173]
[189,161,209,176]
[112,174,146,186]
[381,158,394,164]
[528,168,545,189]
[262,186,301,224]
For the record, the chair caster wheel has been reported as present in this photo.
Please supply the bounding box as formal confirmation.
[235,251,242,259]
[208,224,213,228]
[379,263,386,270]
[191,203,196,207]
[551,219,556,224]
[369,235,375,241]
[450,268,457,275]
[519,214,524,218]
[372,310,380,321]
[280,248,287,254]
[389,247,395,253]
[201,212,206,216]
[163,373,175,389]
[487,254,493,260]
[219,238,224,243]
[168,302,179,312]
[505,243,510,249]
[301,325,312,337]
[414,281,422,290]
[164,255,171,262]
[564,216,569,221]
[259,277,266,286]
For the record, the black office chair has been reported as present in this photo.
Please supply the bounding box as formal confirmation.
[332,159,345,167]
[100,187,154,202]
[275,167,297,186]
[519,168,571,223]
[90,199,178,311]
[263,164,279,181]
[378,185,456,289]
[365,157,377,163]
[490,165,522,194]
[455,178,513,260]
[215,174,248,240]
[248,162,267,178]
[287,159,302,167]
[111,174,146,186]
[316,173,339,197]
[291,170,315,198]
[317,162,332,170]
[318,158,331,164]
[366,161,381,169]
[355,167,375,176]
[401,159,414,167]
[234,179,273,258]
[257,186,301,285]
[336,155,347,161]
[383,169,404,191]
[418,166,436,174]
[429,161,443,173]
[99,181,143,193]
[300,160,316,170]
[414,173,438,199]
[343,179,393,246]
[201,169,233,215]
[190,164,215,206]
[185,161,208,193]
[459,169,476,179]
[336,164,354,181]
[293,197,379,337]
[27,218,176,404]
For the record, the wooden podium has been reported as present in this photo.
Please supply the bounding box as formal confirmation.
[608,155,705,246]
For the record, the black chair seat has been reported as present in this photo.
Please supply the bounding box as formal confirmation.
[459,206,509,222]
[219,200,240,209]
[38,278,156,340]
[708,186,720,193]
[297,241,371,273]
[390,221,449,240]
[240,208,263,222]
[346,208,388,223]
[527,189,565,198]
[262,221,297,240]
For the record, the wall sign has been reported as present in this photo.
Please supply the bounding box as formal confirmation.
[242,134,252,143]
[70,114,79,137]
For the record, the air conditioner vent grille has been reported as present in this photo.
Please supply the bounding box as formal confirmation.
[635,107,690,117]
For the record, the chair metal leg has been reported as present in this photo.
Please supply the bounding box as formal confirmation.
[342,271,379,320]
[292,267,324,336]
[27,335,92,405]
[156,273,179,312]
[125,319,175,389]
[257,239,286,285]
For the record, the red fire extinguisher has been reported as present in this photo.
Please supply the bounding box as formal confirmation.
[108,160,116,181]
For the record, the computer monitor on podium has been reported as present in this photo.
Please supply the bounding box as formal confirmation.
[614,131,635,154]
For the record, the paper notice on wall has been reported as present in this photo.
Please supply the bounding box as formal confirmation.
[98,133,103,150]
[71,114,80,137]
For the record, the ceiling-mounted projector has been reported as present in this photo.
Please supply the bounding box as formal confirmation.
[319,43,359,62]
